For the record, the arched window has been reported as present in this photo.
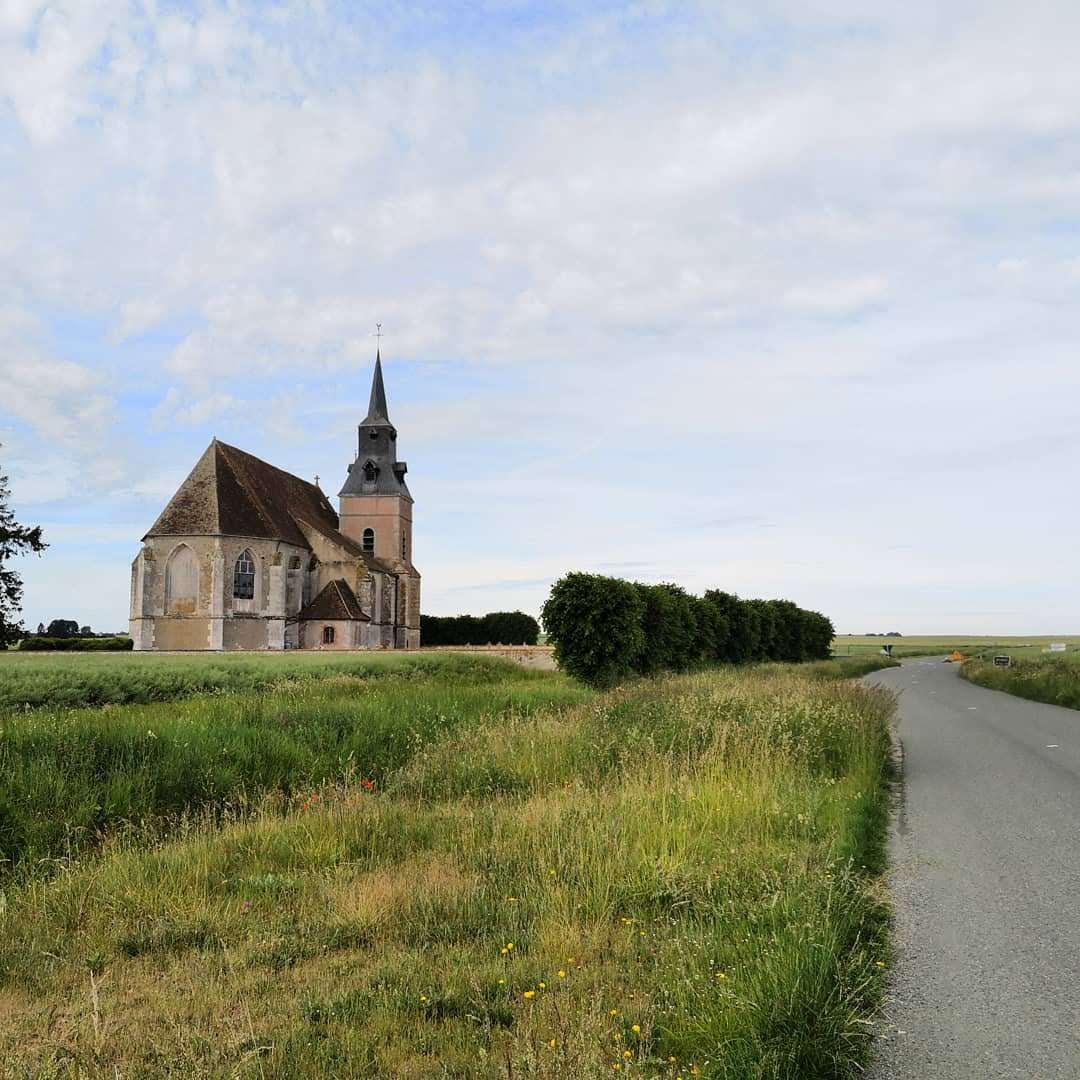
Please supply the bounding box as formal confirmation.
[363,461,378,483]
[323,625,336,645]
[362,528,375,554]
[165,544,199,615]
[233,550,256,599]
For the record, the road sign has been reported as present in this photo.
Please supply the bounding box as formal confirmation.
[993,655,1011,667]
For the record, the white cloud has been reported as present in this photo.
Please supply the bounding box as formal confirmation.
[3,2,1080,630]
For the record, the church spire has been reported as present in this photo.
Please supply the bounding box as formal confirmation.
[339,350,410,500]
[364,350,391,426]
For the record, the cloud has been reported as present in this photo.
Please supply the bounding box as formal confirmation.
[4,1,1080,631]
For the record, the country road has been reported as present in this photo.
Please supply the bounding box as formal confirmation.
[865,659,1080,1079]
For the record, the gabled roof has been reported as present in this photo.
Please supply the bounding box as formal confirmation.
[295,579,370,623]
[145,440,339,547]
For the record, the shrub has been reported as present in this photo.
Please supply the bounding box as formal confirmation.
[541,573,645,687]
[545,576,835,686]
[19,636,133,652]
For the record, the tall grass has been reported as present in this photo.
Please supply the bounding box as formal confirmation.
[961,655,1080,711]
[0,662,895,1078]
[0,655,588,877]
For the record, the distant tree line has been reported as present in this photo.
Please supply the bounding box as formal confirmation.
[421,611,540,647]
[541,572,835,688]
[16,619,132,651]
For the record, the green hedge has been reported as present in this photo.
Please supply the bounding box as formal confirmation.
[19,636,134,652]
[542,573,834,687]
[420,611,540,646]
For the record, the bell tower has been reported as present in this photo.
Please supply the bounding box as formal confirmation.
[339,351,420,646]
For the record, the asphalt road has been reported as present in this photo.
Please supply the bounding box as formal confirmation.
[865,660,1080,1079]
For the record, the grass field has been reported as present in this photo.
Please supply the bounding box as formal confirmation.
[0,649,528,713]
[832,635,1080,660]
[0,654,896,1078]
[961,654,1080,712]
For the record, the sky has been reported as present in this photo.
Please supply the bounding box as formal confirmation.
[2,0,1080,635]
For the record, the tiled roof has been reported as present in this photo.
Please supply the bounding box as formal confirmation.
[295,579,370,622]
[144,441,395,573]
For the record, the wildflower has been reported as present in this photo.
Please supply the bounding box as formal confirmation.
[505,943,515,951]
[548,1039,556,1049]
[558,970,567,978]
[507,896,518,902]
[498,979,506,985]
[612,1066,621,1072]
[631,1024,640,1034]
[669,1057,677,1064]
[610,1009,619,1016]
[875,960,886,968]
[523,990,536,1000]
[500,948,509,956]
[420,996,428,1003]
[623,1050,633,1059]
[538,982,546,989]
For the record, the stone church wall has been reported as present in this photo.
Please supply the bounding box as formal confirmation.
[223,618,269,651]
[154,618,212,651]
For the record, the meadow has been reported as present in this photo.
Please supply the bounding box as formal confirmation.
[0,653,896,1077]
[832,635,1080,660]
[961,654,1080,711]
[0,649,496,712]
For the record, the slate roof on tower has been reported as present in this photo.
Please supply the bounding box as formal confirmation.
[340,352,412,499]
[144,439,394,571]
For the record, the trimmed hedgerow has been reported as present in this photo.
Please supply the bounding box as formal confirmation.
[542,572,835,687]
[420,611,540,646]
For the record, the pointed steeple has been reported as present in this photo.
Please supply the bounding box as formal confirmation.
[339,351,411,500]
[363,350,391,426]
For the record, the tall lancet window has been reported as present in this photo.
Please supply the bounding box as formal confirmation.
[363,461,378,483]
[362,528,375,554]
[233,550,256,599]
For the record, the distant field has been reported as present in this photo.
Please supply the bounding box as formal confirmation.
[0,650,504,713]
[832,635,1080,660]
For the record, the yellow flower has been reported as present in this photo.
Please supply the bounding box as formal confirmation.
[609,1009,619,1016]
[558,970,567,978]
[523,990,536,1000]
[612,1066,621,1073]
[631,1024,640,1034]
[498,979,506,985]
[623,1050,633,1059]
[669,1057,677,1063]
[875,961,886,968]
[506,943,515,951]
[538,982,547,989]
[506,896,518,902]
[566,956,576,964]
[420,996,428,1003]
[548,1039,556,1049]
[500,948,509,956]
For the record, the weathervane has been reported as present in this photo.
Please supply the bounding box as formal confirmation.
[374,322,383,348]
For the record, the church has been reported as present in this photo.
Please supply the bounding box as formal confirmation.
[129,355,421,651]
